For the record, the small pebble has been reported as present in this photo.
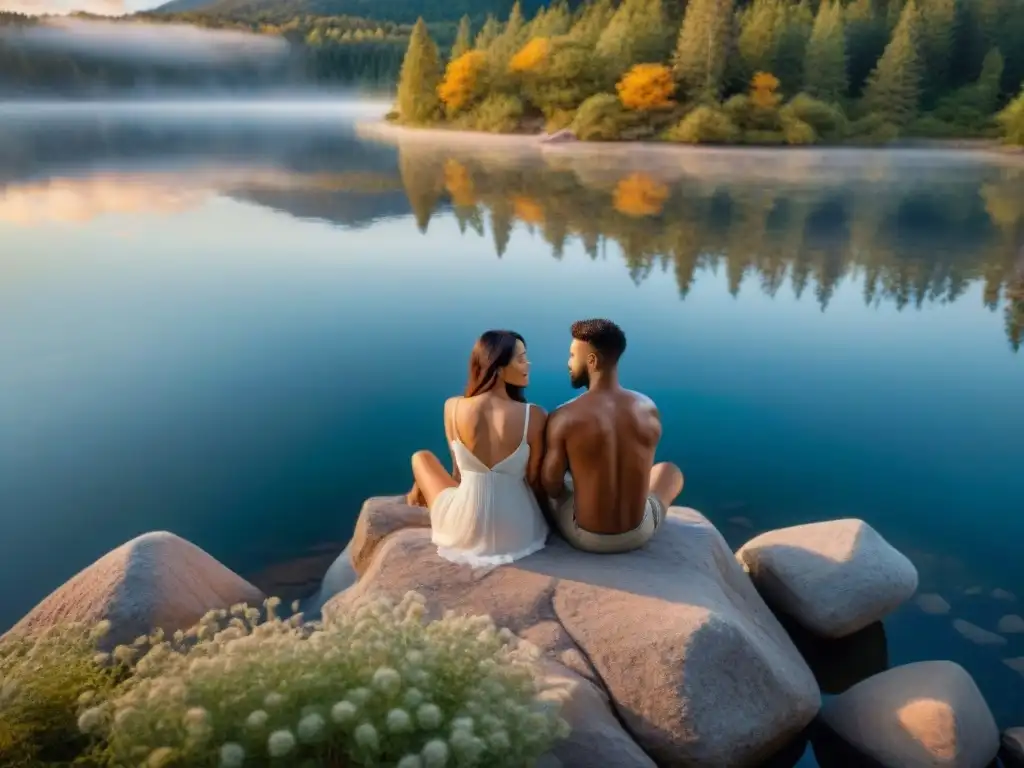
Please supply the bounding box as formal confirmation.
[952,619,1007,646]
[727,516,754,529]
[915,593,951,615]
[964,586,983,596]
[993,588,1017,601]
[998,615,1024,634]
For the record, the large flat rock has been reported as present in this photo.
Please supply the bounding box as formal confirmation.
[6,531,264,650]
[325,506,820,766]
[736,518,918,638]
[349,495,430,576]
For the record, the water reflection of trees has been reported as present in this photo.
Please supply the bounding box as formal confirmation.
[396,145,1024,352]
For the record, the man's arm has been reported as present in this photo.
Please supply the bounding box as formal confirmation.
[541,410,570,500]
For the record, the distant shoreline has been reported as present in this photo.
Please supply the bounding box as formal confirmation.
[356,119,1024,166]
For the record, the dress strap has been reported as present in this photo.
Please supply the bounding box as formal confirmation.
[521,402,531,444]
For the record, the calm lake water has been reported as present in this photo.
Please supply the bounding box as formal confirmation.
[1,100,1022,752]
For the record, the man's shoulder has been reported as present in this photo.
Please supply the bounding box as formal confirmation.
[623,388,657,409]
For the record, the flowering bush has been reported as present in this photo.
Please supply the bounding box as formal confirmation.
[0,622,123,767]
[79,592,569,767]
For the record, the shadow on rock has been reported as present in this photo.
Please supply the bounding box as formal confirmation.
[760,729,811,768]
[811,720,1003,768]
[774,611,889,694]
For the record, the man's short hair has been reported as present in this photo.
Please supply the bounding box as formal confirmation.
[571,319,627,365]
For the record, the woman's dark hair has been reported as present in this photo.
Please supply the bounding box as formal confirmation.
[465,330,527,402]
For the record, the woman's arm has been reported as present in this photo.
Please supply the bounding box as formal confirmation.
[526,404,548,508]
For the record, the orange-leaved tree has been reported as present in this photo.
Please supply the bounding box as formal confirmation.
[613,172,670,217]
[616,63,676,110]
[750,71,781,110]
[438,50,488,114]
[510,37,551,72]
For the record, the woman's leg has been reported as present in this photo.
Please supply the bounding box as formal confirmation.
[410,450,458,509]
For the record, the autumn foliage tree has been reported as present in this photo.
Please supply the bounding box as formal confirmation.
[750,71,782,109]
[438,50,488,114]
[510,37,550,72]
[395,18,441,125]
[616,63,676,110]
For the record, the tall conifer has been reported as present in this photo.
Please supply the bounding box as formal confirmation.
[804,0,848,102]
[396,18,442,125]
[673,0,735,99]
[863,0,923,126]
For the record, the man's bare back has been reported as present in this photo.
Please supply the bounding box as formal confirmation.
[541,319,683,552]
[546,389,661,533]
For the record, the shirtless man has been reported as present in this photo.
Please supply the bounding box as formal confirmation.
[541,319,684,553]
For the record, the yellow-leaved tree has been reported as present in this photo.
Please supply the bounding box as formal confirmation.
[750,71,781,110]
[616,63,676,110]
[510,37,551,72]
[613,172,670,217]
[438,50,488,114]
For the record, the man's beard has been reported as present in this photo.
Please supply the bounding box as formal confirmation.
[569,369,589,389]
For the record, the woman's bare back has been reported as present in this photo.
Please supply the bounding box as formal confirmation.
[448,395,531,470]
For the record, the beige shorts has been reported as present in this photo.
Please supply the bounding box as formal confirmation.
[551,473,666,554]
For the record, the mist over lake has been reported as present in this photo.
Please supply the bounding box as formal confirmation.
[1,101,1022,756]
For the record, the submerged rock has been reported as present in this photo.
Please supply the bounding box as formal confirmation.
[915,593,952,615]
[952,619,1007,646]
[325,503,820,766]
[736,518,918,638]
[818,660,999,768]
[541,129,578,144]
[1002,728,1024,768]
[5,531,264,650]
[997,614,1024,634]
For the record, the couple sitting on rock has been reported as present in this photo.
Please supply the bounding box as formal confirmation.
[407,318,684,566]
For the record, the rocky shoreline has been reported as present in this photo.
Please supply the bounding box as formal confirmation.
[5,498,1022,767]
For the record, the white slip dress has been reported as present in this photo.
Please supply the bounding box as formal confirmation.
[429,400,549,567]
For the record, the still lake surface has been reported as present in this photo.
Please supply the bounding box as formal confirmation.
[1,100,1022,751]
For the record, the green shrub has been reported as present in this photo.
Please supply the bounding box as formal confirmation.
[0,623,122,767]
[79,593,568,767]
[780,116,817,145]
[783,94,846,139]
[666,106,740,144]
[463,94,526,133]
[907,114,960,138]
[742,129,787,145]
[849,113,901,144]
[997,89,1024,146]
[570,93,632,141]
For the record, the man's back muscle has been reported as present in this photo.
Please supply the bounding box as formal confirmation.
[561,389,661,534]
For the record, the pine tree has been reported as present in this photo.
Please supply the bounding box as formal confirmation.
[451,15,472,60]
[863,0,923,127]
[474,15,501,50]
[845,0,888,94]
[673,0,735,99]
[774,0,813,93]
[528,0,572,38]
[804,0,848,103]
[737,0,785,80]
[568,0,616,45]
[917,0,956,98]
[396,18,442,125]
[489,1,528,69]
[595,0,672,76]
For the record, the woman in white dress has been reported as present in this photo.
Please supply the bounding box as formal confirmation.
[407,330,550,566]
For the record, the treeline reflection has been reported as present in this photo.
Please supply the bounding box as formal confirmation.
[394,144,1024,352]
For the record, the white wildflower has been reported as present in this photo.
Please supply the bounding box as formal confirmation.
[245,710,269,730]
[403,687,425,709]
[422,739,450,768]
[267,729,296,757]
[354,722,380,752]
[488,730,511,751]
[77,706,103,734]
[346,687,371,706]
[450,730,485,761]
[416,703,443,730]
[373,665,402,696]
[451,716,474,732]
[182,707,210,731]
[330,700,357,725]
[219,742,245,768]
[297,712,325,743]
[147,747,175,767]
[397,755,423,768]
[264,691,285,708]
[387,707,413,733]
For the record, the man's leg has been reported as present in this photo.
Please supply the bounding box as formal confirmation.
[649,462,684,511]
